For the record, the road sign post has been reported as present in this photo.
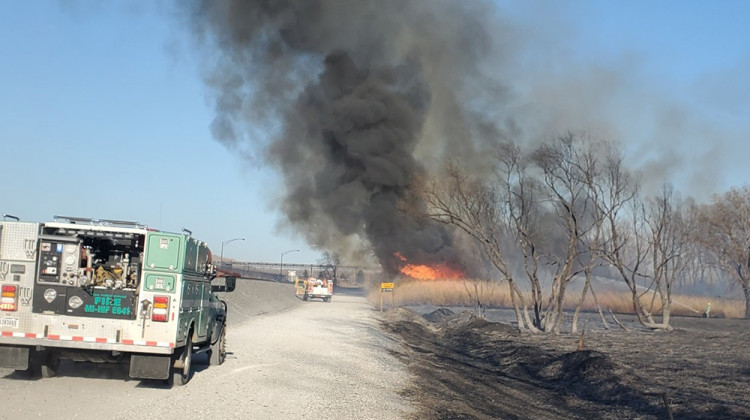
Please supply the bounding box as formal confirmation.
[380,282,394,312]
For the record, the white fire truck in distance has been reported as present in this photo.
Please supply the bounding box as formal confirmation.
[0,215,235,386]
[294,276,333,302]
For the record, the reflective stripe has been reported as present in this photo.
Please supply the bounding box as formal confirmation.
[3,332,171,347]
[122,338,173,348]
[48,334,117,344]
[0,331,43,338]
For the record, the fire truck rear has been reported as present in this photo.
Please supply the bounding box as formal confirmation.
[294,277,333,302]
[0,216,234,386]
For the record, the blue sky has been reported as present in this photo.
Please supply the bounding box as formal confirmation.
[495,0,750,197]
[1,1,748,264]
[0,2,314,263]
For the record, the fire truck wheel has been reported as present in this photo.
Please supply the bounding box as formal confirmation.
[40,356,60,378]
[172,334,193,386]
[209,326,226,366]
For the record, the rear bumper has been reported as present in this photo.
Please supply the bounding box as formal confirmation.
[0,334,174,355]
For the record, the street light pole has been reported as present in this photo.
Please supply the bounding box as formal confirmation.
[220,237,245,267]
[280,249,300,278]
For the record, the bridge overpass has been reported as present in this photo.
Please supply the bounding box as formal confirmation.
[219,260,382,283]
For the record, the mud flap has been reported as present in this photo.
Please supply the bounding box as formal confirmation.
[129,354,171,380]
[0,346,30,369]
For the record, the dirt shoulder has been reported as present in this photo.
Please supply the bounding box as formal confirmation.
[380,308,750,420]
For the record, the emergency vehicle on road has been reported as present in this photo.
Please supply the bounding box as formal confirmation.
[294,276,333,302]
[0,215,235,386]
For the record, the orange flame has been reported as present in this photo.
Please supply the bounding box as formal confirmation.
[395,252,464,280]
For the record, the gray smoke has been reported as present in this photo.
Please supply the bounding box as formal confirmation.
[188,0,504,273]
[185,1,744,272]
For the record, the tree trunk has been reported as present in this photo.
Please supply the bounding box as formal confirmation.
[507,279,526,332]
[661,296,673,331]
[542,278,560,331]
[522,304,540,334]
[589,285,610,330]
[552,283,569,334]
[571,276,592,334]
[508,279,539,333]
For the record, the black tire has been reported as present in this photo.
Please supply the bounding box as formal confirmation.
[171,334,193,386]
[209,325,226,366]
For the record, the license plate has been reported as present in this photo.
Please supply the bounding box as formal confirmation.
[0,317,19,328]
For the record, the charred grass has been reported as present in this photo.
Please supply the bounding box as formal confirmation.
[381,308,750,419]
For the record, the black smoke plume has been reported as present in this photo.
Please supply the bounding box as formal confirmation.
[188,0,502,273]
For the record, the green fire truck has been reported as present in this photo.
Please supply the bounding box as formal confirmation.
[0,216,235,386]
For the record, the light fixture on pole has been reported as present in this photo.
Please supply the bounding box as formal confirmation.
[220,238,245,267]
[280,249,300,277]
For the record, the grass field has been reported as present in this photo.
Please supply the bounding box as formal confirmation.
[368,278,746,319]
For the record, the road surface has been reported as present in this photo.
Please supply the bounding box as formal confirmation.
[0,283,413,419]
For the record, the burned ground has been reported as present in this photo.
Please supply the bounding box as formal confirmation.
[381,308,750,419]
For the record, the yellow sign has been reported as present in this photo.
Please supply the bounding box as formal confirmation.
[381,282,394,292]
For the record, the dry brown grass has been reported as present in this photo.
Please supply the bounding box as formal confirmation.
[368,278,746,319]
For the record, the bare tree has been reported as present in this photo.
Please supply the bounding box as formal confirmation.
[422,160,540,332]
[494,143,546,329]
[572,139,613,333]
[679,234,725,299]
[423,133,699,332]
[694,187,750,319]
[530,133,598,333]
[424,135,625,333]
[641,185,693,330]
[591,144,668,329]
[317,251,341,281]
[591,149,684,330]
[461,239,499,318]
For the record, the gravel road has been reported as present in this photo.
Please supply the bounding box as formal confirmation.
[0,282,413,419]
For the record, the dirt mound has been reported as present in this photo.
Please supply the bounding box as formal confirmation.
[383,308,438,347]
[389,307,427,323]
[431,309,519,337]
[381,307,665,419]
[422,307,455,323]
[529,350,651,410]
[538,350,618,386]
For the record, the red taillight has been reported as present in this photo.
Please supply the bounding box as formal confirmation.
[1,285,18,311]
[151,295,169,322]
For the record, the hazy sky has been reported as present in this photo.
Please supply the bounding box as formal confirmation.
[1,1,748,264]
